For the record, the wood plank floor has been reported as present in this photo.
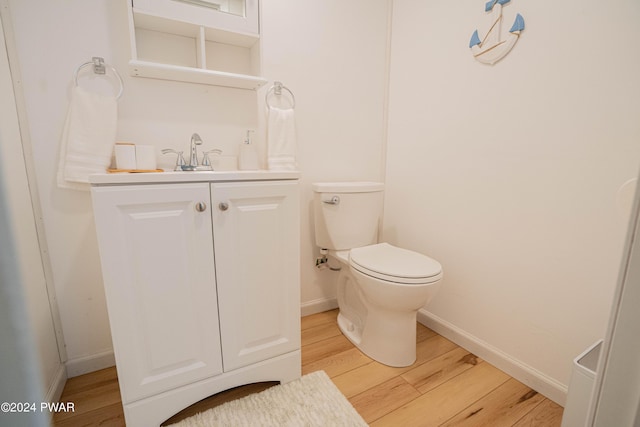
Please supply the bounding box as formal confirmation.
[53,309,563,426]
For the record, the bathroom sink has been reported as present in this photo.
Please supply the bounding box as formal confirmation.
[90,170,301,185]
[179,165,210,171]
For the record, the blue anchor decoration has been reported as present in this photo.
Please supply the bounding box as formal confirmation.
[469,0,525,65]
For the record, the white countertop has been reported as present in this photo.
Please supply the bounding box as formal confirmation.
[89,170,301,185]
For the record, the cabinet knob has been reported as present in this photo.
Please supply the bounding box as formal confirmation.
[195,202,207,212]
[218,202,229,211]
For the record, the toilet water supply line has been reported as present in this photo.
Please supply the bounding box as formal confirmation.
[315,249,342,271]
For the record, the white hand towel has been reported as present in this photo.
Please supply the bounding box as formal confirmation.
[57,86,117,190]
[267,107,297,171]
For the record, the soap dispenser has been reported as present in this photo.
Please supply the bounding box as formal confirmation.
[238,130,259,170]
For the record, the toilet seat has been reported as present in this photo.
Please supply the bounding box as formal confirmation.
[349,243,442,285]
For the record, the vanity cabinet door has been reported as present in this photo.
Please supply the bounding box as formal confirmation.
[211,181,300,371]
[91,183,223,403]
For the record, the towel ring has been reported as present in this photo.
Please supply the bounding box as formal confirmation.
[74,57,124,100]
[265,81,295,109]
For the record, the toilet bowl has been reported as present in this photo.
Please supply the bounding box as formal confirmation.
[332,243,442,367]
[313,182,443,367]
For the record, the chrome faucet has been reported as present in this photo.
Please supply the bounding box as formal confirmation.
[162,133,221,171]
[189,133,203,168]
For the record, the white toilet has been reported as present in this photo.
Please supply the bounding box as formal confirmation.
[313,182,443,367]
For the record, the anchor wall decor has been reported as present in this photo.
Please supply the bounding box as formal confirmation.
[469,0,525,65]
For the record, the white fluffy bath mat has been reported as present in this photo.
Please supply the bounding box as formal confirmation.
[168,370,368,427]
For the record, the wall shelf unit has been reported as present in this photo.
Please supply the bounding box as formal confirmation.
[126,1,266,90]
[129,59,266,90]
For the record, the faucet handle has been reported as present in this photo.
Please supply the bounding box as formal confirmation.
[161,149,186,171]
[202,149,223,168]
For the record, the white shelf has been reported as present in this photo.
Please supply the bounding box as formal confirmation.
[129,59,267,90]
[127,2,265,90]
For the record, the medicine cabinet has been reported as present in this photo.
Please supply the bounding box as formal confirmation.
[126,0,267,89]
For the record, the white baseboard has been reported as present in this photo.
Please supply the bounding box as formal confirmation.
[65,350,115,378]
[44,364,67,402]
[417,308,568,406]
[300,297,338,317]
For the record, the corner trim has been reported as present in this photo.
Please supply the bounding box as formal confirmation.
[44,364,67,402]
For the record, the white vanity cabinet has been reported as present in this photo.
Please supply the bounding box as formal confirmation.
[91,173,300,426]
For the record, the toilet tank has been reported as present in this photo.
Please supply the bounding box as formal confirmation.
[313,182,384,250]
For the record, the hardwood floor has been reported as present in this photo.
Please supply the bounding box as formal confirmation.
[53,309,563,426]
[302,310,563,426]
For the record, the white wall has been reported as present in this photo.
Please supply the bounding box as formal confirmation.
[384,0,640,402]
[259,1,389,312]
[8,0,139,374]
[5,0,389,374]
[0,8,64,400]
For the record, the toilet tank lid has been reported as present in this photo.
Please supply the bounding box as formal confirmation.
[312,182,384,193]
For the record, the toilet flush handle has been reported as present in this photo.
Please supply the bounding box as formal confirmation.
[323,196,340,205]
